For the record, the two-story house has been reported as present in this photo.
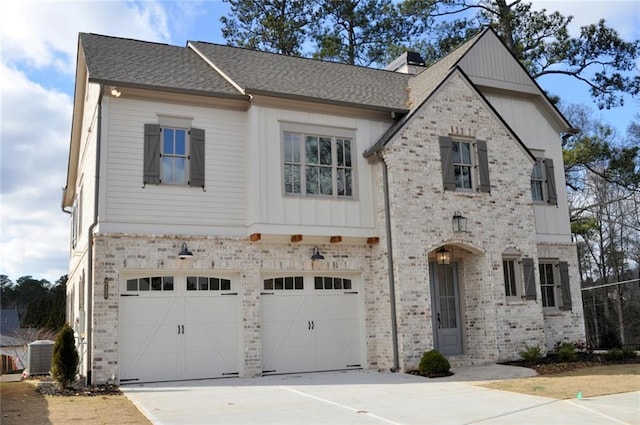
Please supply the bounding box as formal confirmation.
[62,28,585,385]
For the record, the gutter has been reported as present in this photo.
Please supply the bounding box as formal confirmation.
[84,84,104,385]
[375,151,400,372]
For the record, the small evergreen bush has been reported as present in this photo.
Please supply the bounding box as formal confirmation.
[418,350,450,377]
[518,345,542,363]
[556,342,577,362]
[51,324,79,388]
[605,347,637,362]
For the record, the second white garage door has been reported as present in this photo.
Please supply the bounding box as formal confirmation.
[261,275,363,375]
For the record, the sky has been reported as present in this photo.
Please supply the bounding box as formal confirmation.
[0,0,638,285]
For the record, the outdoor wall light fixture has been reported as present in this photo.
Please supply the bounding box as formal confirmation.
[110,86,121,97]
[311,246,325,261]
[178,242,193,259]
[452,211,467,232]
[436,246,451,265]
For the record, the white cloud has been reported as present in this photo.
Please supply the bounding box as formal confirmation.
[530,1,640,40]
[0,0,173,75]
[0,63,72,283]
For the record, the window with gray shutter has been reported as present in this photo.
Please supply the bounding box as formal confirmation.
[189,128,205,188]
[544,158,557,205]
[559,261,572,310]
[143,124,161,185]
[439,136,456,191]
[522,258,536,300]
[476,140,490,193]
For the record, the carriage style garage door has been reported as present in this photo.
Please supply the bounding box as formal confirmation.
[261,275,363,375]
[119,274,240,384]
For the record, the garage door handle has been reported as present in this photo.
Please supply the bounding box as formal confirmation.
[178,325,181,334]
[178,325,185,334]
[308,321,311,330]
[311,321,314,330]
[182,325,185,334]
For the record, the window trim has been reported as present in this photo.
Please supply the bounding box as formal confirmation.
[502,256,522,302]
[280,123,357,200]
[439,136,490,193]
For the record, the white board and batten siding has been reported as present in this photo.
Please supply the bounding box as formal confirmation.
[482,93,572,243]
[246,105,390,236]
[101,97,247,235]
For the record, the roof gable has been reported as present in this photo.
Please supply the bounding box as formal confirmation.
[79,33,243,98]
[189,41,410,113]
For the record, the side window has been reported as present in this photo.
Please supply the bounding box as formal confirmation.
[282,127,354,199]
[531,157,557,205]
[143,124,205,188]
[539,260,572,311]
[439,136,490,193]
[502,258,521,301]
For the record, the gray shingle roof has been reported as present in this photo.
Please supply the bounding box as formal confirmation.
[189,42,411,113]
[79,33,243,98]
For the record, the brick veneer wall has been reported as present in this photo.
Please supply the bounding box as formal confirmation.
[375,71,584,369]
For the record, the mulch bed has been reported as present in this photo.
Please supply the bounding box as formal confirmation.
[500,352,640,375]
[30,376,121,396]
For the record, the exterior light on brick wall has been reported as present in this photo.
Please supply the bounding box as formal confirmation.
[452,211,467,232]
[178,242,193,259]
[311,246,325,261]
[436,247,451,265]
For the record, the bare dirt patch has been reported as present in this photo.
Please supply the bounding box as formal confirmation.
[0,379,151,425]
[478,363,640,399]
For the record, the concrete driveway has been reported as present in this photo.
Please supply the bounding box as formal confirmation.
[121,366,640,425]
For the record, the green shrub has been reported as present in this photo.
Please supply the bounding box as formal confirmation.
[418,350,450,377]
[51,324,79,388]
[556,342,577,362]
[605,347,637,362]
[518,345,543,363]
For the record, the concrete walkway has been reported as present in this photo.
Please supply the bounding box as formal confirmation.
[122,366,640,425]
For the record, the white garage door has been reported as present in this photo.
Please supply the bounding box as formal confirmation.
[261,275,362,375]
[119,275,239,384]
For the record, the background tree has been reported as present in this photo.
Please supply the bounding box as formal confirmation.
[401,0,640,109]
[1,274,67,332]
[221,0,316,55]
[311,0,416,66]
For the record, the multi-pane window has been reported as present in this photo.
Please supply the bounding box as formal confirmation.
[264,276,304,290]
[283,131,353,198]
[126,276,174,291]
[502,259,519,298]
[161,127,187,185]
[187,276,231,291]
[539,262,556,308]
[531,160,544,202]
[452,141,473,189]
[314,276,352,290]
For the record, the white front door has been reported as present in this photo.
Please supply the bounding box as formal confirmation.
[119,275,239,384]
[261,275,362,374]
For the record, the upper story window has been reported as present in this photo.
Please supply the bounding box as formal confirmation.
[282,126,355,198]
[143,123,205,189]
[530,155,558,205]
[161,127,187,185]
[439,136,490,193]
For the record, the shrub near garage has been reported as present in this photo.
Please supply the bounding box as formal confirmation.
[51,324,79,389]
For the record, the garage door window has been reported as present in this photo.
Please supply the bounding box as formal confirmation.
[126,276,174,291]
[314,276,352,290]
[264,276,304,290]
[187,276,231,291]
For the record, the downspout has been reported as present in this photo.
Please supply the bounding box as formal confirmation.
[376,151,400,372]
[85,84,104,385]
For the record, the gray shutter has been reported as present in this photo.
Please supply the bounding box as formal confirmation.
[144,124,161,185]
[559,261,572,310]
[522,258,536,300]
[544,158,558,205]
[189,127,205,188]
[439,136,456,191]
[476,140,491,193]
